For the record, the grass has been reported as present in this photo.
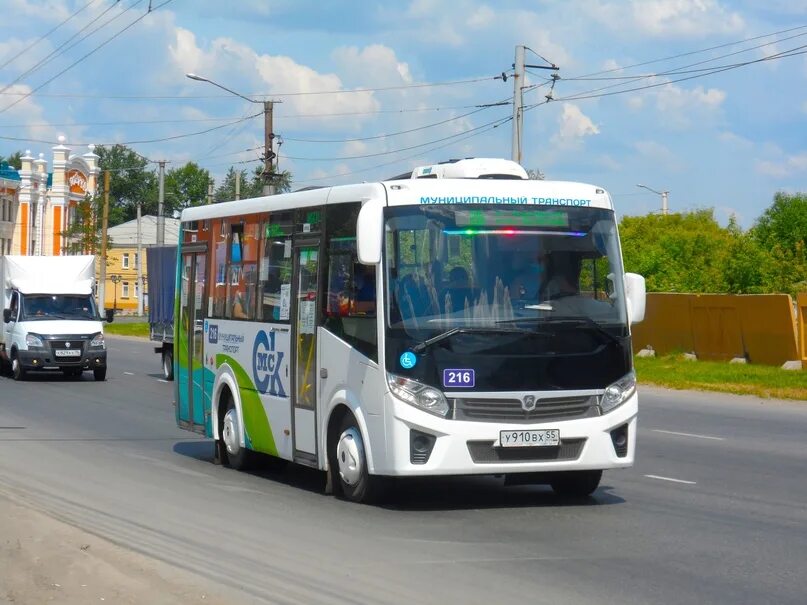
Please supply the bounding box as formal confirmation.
[635,354,807,400]
[104,321,150,338]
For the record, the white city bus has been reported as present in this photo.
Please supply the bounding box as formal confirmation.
[174,158,646,502]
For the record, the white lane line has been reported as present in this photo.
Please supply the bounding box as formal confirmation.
[157,379,169,383]
[644,474,697,485]
[123,371,135,376]
[652,429,724,441]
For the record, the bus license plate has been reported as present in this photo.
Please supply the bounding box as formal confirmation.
[499,429,560,448]
[55,349,81,357]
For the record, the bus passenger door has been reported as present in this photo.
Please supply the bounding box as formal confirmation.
[291,241,320,463]
[177,247,207,433]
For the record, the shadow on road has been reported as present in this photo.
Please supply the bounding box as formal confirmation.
[172,440,624,510]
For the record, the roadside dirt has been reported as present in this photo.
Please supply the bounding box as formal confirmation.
[0,494,232,604]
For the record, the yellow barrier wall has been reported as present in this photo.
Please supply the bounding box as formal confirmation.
[798,293,807,363]
[632,293,801,366]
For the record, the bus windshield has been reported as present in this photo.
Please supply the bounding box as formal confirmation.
[384,205,627,332]
[383,205,631,391]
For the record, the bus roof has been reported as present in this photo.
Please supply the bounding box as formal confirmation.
[180,177,613,223]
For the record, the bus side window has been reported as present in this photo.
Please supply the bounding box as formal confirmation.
[259,219,293,322]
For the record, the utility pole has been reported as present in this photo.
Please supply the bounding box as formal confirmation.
[510,45,559,166]
[207,178,214,205]
[98,170,110,312]
[235,169,241,200]
[661,191,669,215]
[157,160,165,246]
[136,202,143,316]
[263,100,276,196]
[511,45,526,165]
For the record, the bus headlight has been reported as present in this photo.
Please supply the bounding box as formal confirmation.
[26,333,44,348]
[90,333,105,349]
[387,373,450,417]
[601,371,636,413]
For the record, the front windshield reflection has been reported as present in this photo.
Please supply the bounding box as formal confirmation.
[384,205,627,335]
[21,294,98,321]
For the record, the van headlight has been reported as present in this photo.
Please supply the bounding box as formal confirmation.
[26,333,44,348]
[90,333,105,349]
[601,371,636,413]
[387,373,450,417]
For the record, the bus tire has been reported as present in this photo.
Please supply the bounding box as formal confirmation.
[162,347,174,381]
[549,470,602,498]
[94,368,107,381]
[331,413,381,504]
[221,395,255,471]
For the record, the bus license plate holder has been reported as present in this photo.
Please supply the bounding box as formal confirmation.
[499,429,560,448]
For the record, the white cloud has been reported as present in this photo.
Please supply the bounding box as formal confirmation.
[718,131,753,150]
[656,84,725,111]
[553,103,600,145]
[467,5,494,29]
[634,140,684,171]
[332,45,413,87]
[755,153,807,177]
[589,0,745,37]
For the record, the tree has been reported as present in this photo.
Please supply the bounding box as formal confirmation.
[62,194,105,255]
[527,168,545,180]
[164,162,211,213]
[0,151,23,169]
[753,192,807,253]
[95,144,157,225]
[214,165,293,202]
[619,210,734,293]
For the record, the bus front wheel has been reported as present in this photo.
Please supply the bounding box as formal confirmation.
[221,396,255,470]
[162,347,174,381]
[549,470,602,498]
[331,414,381,504]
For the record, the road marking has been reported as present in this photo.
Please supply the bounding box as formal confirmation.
[157,379,169,383]
[123,371,135,375]
[644,474,697,485]
[652,429,724,441]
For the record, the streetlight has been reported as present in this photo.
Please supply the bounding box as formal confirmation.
[185,73,279,196]
[636,183,670,215]
[109,274,121,314]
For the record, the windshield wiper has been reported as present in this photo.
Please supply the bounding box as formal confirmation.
[411,326,542,353]
[495,315,623,345]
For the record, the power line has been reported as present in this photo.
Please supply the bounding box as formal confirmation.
[0,111,260,146]
[0,0,99,72]
[282,104,501,143]
[282,113,512,161]
[0,0,174,115]
[0,0,133,96]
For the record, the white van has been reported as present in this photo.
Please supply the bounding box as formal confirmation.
[1,255,113,381]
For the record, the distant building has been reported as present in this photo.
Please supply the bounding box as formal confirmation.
[100,216,179,313]
[0,136,100,257]
[0,161,21,255]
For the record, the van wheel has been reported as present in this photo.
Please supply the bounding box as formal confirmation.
[162,347,174,381]
[330,413,382,504]
[550,470,602,498]
[93,368,107,381]
[12,357,26,381]
[221,395,256,470]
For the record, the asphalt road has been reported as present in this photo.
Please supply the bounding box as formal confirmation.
[0,336,805,604]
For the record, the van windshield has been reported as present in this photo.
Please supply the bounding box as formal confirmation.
[20,294,98,321]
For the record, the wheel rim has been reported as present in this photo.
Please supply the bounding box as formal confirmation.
[222,408,241,456]
[336,427,364,486]
[12,358,20,376]
[163,355,171,378]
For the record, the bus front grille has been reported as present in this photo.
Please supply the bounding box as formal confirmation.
[466,438,586,463]
[452,395,600,423]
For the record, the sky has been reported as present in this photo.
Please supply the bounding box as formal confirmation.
[1,0,806,226]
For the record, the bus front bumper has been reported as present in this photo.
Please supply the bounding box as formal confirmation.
[373,391,638,477]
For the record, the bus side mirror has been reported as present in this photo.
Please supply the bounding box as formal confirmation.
[356,199,384,265]
[105,308,115,323]
[624,273,646,324]
[2,309,10,323]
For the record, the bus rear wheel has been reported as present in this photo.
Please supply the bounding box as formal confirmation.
[331,413,381,504]
[221,396,255,470]
[549,470,602,498]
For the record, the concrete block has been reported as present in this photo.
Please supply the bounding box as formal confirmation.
[729,356,747,364]
[781,360,803,371]
[637,346,655,358]
[682,352,697,361]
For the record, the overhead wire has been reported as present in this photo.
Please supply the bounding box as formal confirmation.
[0,0,175,115]
[0,0,99,72]
[0,0,134,96]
